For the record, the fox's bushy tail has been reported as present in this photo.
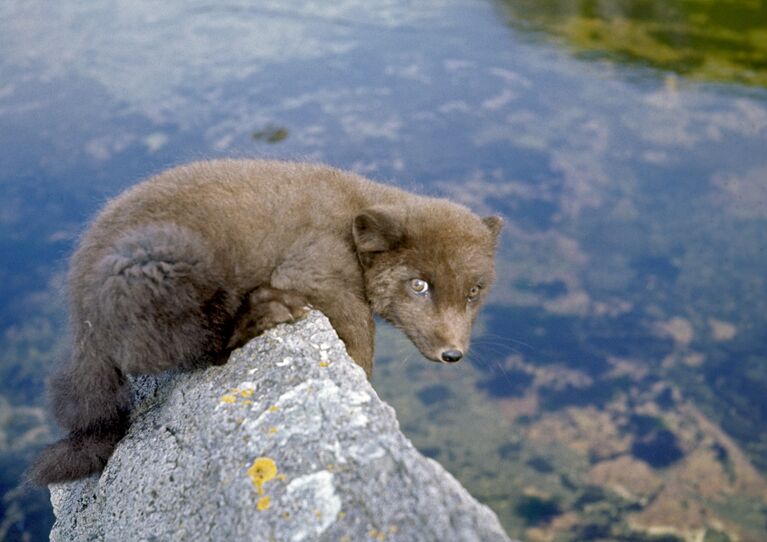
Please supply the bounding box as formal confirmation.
[26,423,127,485]
[26,346,131,486]
[27,224,236,485]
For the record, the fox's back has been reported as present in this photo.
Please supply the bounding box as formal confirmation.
[70,160,399,292]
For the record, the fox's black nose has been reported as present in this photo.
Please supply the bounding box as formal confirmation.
[441,349,463,363]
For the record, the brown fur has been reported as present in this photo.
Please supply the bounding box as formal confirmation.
[27,160,502,485]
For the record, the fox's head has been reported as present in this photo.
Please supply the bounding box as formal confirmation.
[353,200,502,364]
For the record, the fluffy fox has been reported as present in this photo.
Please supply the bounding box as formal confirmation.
[28,160,502,485]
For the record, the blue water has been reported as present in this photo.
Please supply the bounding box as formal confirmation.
[1,1,766,539]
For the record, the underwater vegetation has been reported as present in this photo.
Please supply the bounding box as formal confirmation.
[499,0,767,87]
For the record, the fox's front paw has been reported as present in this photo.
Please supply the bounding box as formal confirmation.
[227,286,310,349]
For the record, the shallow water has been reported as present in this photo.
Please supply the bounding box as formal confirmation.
[1,1,766,540]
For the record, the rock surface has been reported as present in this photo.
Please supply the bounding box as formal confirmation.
[49,311,513,542]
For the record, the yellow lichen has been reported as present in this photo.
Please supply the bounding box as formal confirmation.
[268,426,278,435]
[248,456,278,495]
[368,529,382,539]
[366,529,387,541]
[220,394,237,404]
[240,389,254,398]
[269,405,279,412]
[256,495,271,511]
[319,361,329,368]
[276,473,287,482]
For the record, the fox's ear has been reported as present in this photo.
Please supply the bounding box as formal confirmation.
[353,206,404,256]
[482,215,504,242]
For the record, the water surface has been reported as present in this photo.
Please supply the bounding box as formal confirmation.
[1,1,766,540]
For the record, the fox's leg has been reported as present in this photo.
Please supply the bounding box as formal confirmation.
[226,286,311,349]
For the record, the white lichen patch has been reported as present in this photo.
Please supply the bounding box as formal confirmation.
[282,471,341,542]
[241,380,327,441]
[276,356,294,367]
[315,380,342,402]
[320,439,349,466]
[347,412,369,428]
[345,390,371,405]
[346,441,386,463]
[278,379,334,406]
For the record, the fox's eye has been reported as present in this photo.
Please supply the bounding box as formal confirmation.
[467,285,481,302]
[409,278,430,295]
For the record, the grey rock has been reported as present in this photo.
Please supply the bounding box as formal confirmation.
[49,311,513,542]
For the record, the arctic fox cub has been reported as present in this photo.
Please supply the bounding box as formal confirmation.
[29,160,502,484]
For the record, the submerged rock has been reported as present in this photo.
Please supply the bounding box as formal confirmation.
[49,311,512,542]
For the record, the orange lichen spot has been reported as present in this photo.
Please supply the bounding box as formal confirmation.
[319,361,330,368]
[243,399,253,405]
[248,457,278,495]
[315,510,323,519]
[240,389,254,398]
[220,394,237,404]
[256,495,271,511]
[269,405,279,413]
[268,426,278,435]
